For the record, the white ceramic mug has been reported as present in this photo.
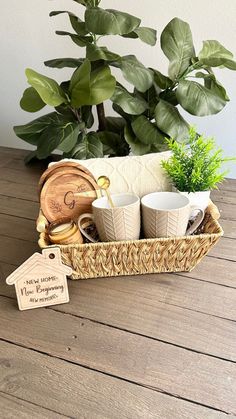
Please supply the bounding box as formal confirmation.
[78,193,140,242]
[141,192,204,238]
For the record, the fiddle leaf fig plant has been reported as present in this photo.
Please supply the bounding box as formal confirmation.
[14,0,236,163]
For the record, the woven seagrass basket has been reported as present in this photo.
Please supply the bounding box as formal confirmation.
[38,202,223,280]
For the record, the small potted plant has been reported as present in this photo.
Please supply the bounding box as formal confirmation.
[161,127,235,211]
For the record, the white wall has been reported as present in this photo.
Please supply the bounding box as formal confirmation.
[1,0,236,177]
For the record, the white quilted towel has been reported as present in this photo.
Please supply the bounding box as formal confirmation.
[50,152,171,198]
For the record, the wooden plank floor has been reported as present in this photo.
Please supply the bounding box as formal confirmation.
[0,147,236,419]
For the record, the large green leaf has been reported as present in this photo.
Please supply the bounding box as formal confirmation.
[25,68,66,107]
[195,71,230,101]
[159,89,178,106]
[57,125,81,153]
[176,80,226,116]
[223,60,236,70]
[112,55,153,92]
[161,18,195,80]
[198,40,236,68]
[14,112,81,159]
[86,44,120,61]
[69,59,91,107]
[36,128,63,159]
[50,11,88,35]
[60,81,70,96]
[111,85,148,115]
[85,8,141,35]
[133,86,160,119]
[123,27,157,46]
[124,124,151,155]
[44,58,84,69]
[13,112,63,145]
[20,87,46,112]
[112,103,133,122]
[155,100,189,140]
[70,132,104,159]
[55,104,77,119]
[55,31,93,47]
[70,59,116,107]
[133,27,157,46]
[151,69,172,89]
[96,131,129,156]
[89,66,116,105]
[37,119,81,159]
[131,115,165,146]
[81,106,94,129]
[24,150,38,164]
[105,117,126,134]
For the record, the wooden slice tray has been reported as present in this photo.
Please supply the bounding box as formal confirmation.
[38,161,93,194]
[40,167,100,222]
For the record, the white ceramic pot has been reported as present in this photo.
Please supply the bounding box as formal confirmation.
[177,190,211,212]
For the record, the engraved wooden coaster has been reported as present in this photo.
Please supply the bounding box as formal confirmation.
[40,167,100,222]
[6,248,72,311]
[38,161,93,194]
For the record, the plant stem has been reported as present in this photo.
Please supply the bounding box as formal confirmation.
[96,103,106,131]
[71,107,87,134]
[71,107,81,123]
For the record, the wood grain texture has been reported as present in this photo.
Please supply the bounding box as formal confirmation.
[0,237,38,265]
[216,202,236,221]
[220,219,236,239]
[0,263,18,298]
[1,341,229,419]
[0,288,235,370]
[6,156,50,172]
[0,214,37,242]
[0,155,15,169]
[1,273,236,362]
[212,189,236,205]
[182,256,236,288]
[0,147,236,417]
[40,168,99,223]
[2,259,236,322]
[0,167,41,186]
[0,180,38,202]
[0,147,29,158]
[0,196,39,220]
[208,237,236,261]
[219,178,236,192]
[0,392,66,419]
[62,272,236,320]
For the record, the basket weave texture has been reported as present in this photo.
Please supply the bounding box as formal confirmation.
[38,202,223,280]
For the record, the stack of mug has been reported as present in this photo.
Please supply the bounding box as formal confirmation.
[78,192,205,243]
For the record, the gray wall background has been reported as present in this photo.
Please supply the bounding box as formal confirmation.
[1,0,236,177]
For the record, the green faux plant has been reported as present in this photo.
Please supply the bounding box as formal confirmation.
[161,127,235,192]
[14,0,236,163]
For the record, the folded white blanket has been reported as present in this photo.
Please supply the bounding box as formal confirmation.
[50,152,171,198]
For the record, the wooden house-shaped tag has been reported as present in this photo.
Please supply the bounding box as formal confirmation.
[6,247,72,311]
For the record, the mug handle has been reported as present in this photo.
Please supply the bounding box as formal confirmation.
[78,213,97,243]
[186,207,205,235]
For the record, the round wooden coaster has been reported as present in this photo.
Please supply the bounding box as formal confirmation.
[40,168,100,222]
[38,161,93,195]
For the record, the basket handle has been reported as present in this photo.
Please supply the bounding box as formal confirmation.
[206,200,220,220]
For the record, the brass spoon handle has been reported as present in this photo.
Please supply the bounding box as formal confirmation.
[97,175,115,208]
[105,190,115,208]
